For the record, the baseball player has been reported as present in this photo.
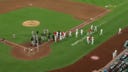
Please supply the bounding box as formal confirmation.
[63,32,66,39]
[68,31,72,37]
[54,34,57,42]
[118,28,122,34]
[61,32,64,39]
[35,34,39,47]
[53,32,56,37]
[91,36,94,45]
[38,36,41,44]
[58,31,61,39]
[31,37,35,46]
[56,31,58,38]
[94,26,97,32]
[28,47,34,56]
[23,47,28,53]
[80,29,84,35]
[112,50,117,59]
[75,30,78,38]
[86,36,90,44]
[87,29,93,35]
[60,35,63,40]
[58,31,62,40]
[35,34,39,42]
[90,25,94,30]
[99,29,103,36]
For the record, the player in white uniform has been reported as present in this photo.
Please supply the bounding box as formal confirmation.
[80,29,84,35]
[76,31,78,38]
[91,36,94,45]
[69,31,72,37]
[59,32,62,40]
[94,26,97,32]
[112,50,117,59]
[63,32,66,39]
[99,29,103,36]
[75,29,79,38]
[118,28,122,34]
[86,36,90,44]
[90,25,94,30]
[56,32,58,39]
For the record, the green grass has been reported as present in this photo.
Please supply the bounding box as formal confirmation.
[0,0,128,72]
[73,0,127,9]
[0,7,82,43]
[0,7,83,72]
[48,0,128,71]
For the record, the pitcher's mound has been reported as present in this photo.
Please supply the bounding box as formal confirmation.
[22,20,40,27]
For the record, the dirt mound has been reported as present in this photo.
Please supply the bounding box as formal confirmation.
[22,20,40,27]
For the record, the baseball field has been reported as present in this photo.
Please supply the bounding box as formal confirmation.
[0,0,128,72]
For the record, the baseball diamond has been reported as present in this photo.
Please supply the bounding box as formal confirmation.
[0,0,128,72]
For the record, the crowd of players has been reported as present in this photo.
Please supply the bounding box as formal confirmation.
[30,25,98,47]
[30,29,71,47]
[30,25,122,47]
